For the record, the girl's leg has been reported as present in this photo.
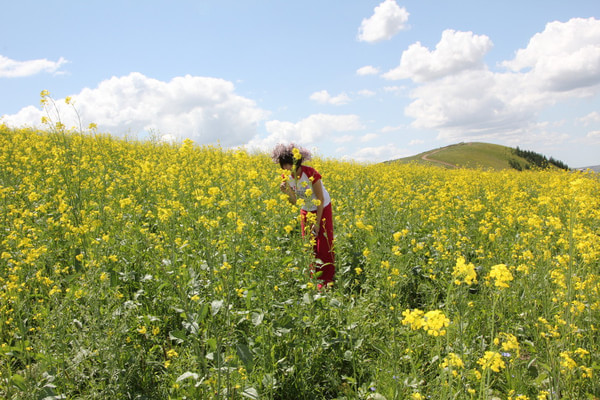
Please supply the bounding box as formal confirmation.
[315,204,335,284]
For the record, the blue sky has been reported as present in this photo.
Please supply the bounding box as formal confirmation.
[1,0,599,167]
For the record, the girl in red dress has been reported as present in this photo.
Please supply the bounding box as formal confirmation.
[272,144,335,287]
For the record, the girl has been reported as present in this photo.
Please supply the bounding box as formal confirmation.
[271,144,335,287]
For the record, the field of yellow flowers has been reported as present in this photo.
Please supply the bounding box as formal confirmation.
[1,121,599,399]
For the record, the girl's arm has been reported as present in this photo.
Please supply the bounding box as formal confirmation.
[280,181,297,204]
[311,179,325,235]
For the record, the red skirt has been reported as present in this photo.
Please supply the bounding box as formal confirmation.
[300,203,335,284]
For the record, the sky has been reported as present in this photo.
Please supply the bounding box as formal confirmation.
[1,0,599,168]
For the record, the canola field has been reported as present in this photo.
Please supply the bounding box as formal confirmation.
[0,123,599,399]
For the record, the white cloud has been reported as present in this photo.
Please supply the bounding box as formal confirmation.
[356,65,380,76]
[246,114,364,152]
[361,133,379,142]
[383,29,493,82]
[587,130,600,141]
[383,85,405,93]
[357,0,409,43]
[346,143,408,162]
[396,18,600,143]
[405,69,533,138]
[502,18,600,93]
[577,111,600,126]
[381,125,403,132]
[409,139,424,145]
[332,135,355,144]
[0,55,68,78]
[358,89,376,97]
[310,90,351,105]
[2,72,269,146]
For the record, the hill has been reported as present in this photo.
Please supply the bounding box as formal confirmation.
[391,142,569,171]
[577,165,600,172]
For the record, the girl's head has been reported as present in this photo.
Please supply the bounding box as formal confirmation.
[271,143,312,170]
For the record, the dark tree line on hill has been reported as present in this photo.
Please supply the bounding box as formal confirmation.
[510,147,569,171]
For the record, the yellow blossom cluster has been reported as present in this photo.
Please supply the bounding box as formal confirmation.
[401,308,450,336]
[452,256,477,286]
[487,263,514,289]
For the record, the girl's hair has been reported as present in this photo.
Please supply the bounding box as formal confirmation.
[271,143,312,168]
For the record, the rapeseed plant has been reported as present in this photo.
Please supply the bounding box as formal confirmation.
[1,122,599,399]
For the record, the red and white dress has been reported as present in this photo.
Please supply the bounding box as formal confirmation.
[287,166,335,284]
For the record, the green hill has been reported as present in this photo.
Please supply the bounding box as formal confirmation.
[391,142,569,171]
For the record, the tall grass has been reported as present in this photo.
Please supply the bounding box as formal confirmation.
[0,121,599,399]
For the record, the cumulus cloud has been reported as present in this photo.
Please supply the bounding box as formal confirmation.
[361,133,379,142]
[587,130,600,140]
[404,70,534,138]
[246,114,364,152]
[310,90,351,105]
[346,143,409,162]
[502,17,600,93]
[356,65,380,76]
[333,135,355,143]
[0,55,68,78]
[2,72,269,146]
[392,18,600,143]
[383,29,493,82]
[381,125,404,132]
[358,89,376,97]
[357,0,409,43]
[578,111,600,126]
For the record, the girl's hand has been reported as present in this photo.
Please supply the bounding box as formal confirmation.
[311,224,320,236]
[280,181,289,192]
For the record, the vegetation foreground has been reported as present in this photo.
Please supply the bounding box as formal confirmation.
[0,124,599,399]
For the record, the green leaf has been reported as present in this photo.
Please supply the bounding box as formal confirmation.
[211,300,224,316]
[344,350,353,361]
[236,343,254,372]
[169,330,187,344]
[176,371,199,382]
[241,387,259,399]
[207,338,217,351]
[251,312,264,326]
[199,303,209,321]
[11,374,27,391]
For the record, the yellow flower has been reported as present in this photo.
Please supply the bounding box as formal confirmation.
[477,351,505,372]
[402,309,424,330]
[137,326,147,335]
[496,332,520,357]
[575,347,589,358]
[166,349,178,358]
[292,147,301,160]
[452,256,478,285]
[488,264,513,289]
[422,310,450,336]
[440,352,465,370]
[559,351,577,372]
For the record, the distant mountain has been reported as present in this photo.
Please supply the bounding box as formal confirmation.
[390,142,571,171]
[576,165,600,172]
